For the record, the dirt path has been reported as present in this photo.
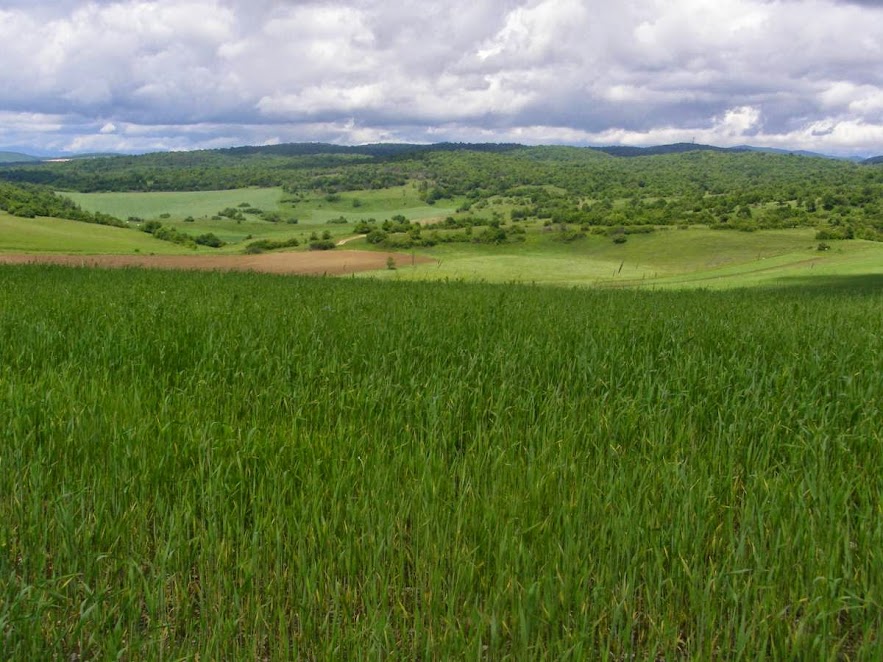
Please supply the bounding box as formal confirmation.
[0,250,434,276]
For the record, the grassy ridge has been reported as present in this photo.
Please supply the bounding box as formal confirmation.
[0,211,191,255]
[1,267,882,659]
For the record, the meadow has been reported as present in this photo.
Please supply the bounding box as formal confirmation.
[1,265,881,659]
[0,211,191,255]
[60,185,459,253]
[5,183,880,289]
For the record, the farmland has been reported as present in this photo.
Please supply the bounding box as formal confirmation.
[1,265,882,659]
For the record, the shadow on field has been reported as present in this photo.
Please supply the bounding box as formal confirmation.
[768,273,883,294]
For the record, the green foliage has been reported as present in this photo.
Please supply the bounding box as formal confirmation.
[308,239,336,250]
[1,267,881,659]
[139,220,195,247]
[0,181,125,227]
[195,233,224,248]
[244,237,300,254]
[816,226,854,240]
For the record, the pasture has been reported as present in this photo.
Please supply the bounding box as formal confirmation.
[0,211,191,255]
[367,227,883,289]
[1,265,881,659]
[63,188,286,221]
[62,185,459,251]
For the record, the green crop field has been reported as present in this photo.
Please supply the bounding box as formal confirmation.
[2,265,881,659]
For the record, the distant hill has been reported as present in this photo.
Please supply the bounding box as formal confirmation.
[593,142,736,157]
[592,142,846,160]
[0,151,40,164]
[862,155,883,165]
[731,145,841,159]
[219,142,524,159]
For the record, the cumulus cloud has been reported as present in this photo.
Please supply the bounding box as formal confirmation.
[0,0,881,155]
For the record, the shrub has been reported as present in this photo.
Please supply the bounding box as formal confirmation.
[195,233,224,248]
[244,237,300,254]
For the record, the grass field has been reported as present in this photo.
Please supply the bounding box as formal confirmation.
[61,186,460,251]
[0,211,192,255]
[1,265,881,659]
[64,188,286,221]
[368,227,883,289]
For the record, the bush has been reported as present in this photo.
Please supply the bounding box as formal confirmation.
[309,239,336,251]
[366,230,387,245]
[195,233,224,248]
[244,237,300,254]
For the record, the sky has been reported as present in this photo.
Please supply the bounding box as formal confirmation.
[1,0,882,157]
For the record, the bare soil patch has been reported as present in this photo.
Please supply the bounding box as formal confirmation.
[0,250,434,275]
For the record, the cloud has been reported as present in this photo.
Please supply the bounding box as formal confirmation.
[0,0,882,156]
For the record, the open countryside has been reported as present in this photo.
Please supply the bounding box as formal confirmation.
[1,140,882,659]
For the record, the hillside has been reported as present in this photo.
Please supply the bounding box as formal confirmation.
[2,142,882,270]
[0,151,40,164]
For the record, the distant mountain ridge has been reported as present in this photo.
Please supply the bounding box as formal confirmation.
[0,151,40,164]
[2,141,874,165]
[591,142,849,160]
[221,141,863,162]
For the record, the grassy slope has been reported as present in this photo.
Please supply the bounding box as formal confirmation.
[369,227,883,288]
[0,211,192,255]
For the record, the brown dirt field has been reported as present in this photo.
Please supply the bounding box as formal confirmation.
[0,250,434,275]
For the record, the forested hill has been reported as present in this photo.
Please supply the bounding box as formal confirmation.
[0,181,124,226]
[0,151,40,164]
[0,142,881,215]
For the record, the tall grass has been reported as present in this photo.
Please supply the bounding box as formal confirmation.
[1,265,881,659]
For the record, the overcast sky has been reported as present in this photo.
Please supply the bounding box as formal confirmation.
[2,0,882,156]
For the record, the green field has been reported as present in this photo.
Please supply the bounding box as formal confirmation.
[60,185,459,251]
[64,188,286,221]
[0,211,192,255]
[1,265,881,659]
[365,227,883,289]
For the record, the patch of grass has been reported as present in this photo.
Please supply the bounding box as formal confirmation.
[0,211,191,254]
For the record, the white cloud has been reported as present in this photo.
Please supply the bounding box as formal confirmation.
[1,0,882,156]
